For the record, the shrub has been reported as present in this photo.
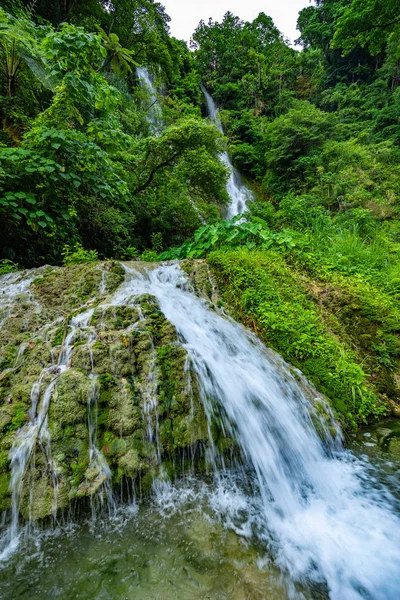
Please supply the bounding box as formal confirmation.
[140,250,158,262]
[0,259,18,276]
[160,217,299,260]
[62,243,98,266]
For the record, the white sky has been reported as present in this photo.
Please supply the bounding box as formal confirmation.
[162,0,312,46]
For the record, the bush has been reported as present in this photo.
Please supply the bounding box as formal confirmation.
[0,259,19,276]
[62,243,98,266]
[120,246,139,260]
[160,217,299,260]
[140,250,158,262]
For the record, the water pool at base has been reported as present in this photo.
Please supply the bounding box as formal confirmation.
[1,418,399,600]
[0,479,308,600]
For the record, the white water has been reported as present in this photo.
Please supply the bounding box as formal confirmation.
[0,269,43,330]
[136,66,162,134]
[86,377,116,515]
[111,262,400,600]
[202,86,254,218]
[0,308,91,560]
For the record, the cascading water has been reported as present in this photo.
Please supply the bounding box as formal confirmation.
[86,377,116,516]
[202,85,254,218]
[0,275,116,561]
[0,308,92,559]
[108,262,400,600]
[2,263,400,599]
[136,66,163,134]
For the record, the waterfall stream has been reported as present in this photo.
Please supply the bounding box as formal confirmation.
[109,263,400,600]
[86,377,116,516]
[1,263,400,598]
[202,85,254,218]
[136,66,163,134]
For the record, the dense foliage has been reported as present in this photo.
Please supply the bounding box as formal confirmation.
[188,0,400,425]
[0,1,227,265]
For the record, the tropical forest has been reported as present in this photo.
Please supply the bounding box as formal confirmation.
[0,0,399,598]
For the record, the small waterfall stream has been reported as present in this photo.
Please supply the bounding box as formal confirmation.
[86,377,116,516]
[1,308,89,558]
[202,85,254,218]
[136,66,163,134]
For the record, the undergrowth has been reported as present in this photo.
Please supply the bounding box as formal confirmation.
[208,248,393,429]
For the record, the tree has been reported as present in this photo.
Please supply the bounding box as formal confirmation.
[332,0,400,55]
[96,27,136,76]
[126,117,227,198]
[262,100,334,193]
[0,8,39,97]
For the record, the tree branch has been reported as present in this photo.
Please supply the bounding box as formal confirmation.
[132,151,182,194]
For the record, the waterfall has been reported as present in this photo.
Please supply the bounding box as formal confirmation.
[202,85,254,218]
[109,262,400,600]
[0,279,115,561]
[2,263,400,599]
[136,67,162,134]
[86,377,116,516]
[0,308,94,559]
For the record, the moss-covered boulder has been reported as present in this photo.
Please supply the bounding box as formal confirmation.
[0,262,226,522]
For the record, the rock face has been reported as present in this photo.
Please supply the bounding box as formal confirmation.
[0,261,218,520]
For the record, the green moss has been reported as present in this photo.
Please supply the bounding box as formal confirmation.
[181,259,215,301]
[0,450,9,472]
[90,306,140,331]
[10,403,27,430]
[20,470,54,520]
[118,448,141,477]
[50,370,90,427]
[208,248,388,429]
[0,472,11,511]
[106,381,141,436]
[51,327,64,347]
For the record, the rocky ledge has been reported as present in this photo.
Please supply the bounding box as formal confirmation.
[0,261,227,520]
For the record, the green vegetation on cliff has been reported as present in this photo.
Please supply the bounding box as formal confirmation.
[207,249,399,428]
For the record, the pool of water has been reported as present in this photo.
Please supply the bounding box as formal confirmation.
[1,420,399,600]
[0,478,307,600]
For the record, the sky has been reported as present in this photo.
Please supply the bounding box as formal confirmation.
[161,0,312,46]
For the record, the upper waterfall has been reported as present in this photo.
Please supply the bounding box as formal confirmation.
[137,67,162,134]
[202,85,254,218]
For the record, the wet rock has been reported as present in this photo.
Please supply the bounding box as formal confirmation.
[0,262,227,522]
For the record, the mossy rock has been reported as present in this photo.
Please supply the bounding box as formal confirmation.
[50,370,90,427]
[106,380,142,436]
[20,469,54,520]
[118,448,141,477]
[0,471,11,511]
[0,261,232,522]
[90,306,140,331]
[181,259,216,302]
